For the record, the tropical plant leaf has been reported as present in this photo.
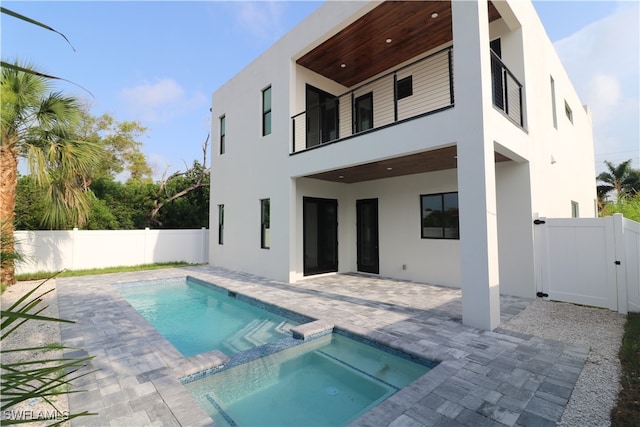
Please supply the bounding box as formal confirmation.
[1,343,64,353]
[0,310,75,325]
[1,274,97,422]
[0,62,94,97]
[0,7,75,51]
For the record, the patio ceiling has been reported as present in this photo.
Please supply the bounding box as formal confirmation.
[305,146,511,183]
[297,1,502,88]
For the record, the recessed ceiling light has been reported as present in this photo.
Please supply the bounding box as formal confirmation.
[340,63,347,68]
[339,175,344,179]
[386,38,392,44]
[431,12,438,18]
[386,167,393,171]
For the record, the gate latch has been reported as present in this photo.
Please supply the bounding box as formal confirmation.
[536,292,549,298]
[533,219,546,225]
[615,261,621,265]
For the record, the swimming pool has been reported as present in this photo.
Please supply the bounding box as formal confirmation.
[116,277,299,357]
[185,333,432,426]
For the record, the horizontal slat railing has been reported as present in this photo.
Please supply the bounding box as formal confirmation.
[491,51,524,128]
[292,46,454,154]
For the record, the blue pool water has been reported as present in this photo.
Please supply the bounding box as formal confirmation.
[185,333,432,426]
[116,278,298,357]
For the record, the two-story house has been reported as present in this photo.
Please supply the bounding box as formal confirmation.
[209,0,596,330]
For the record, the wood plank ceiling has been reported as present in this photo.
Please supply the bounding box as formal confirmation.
[306,147,511,183]
[299,1,506,184]
[297,0,502,88]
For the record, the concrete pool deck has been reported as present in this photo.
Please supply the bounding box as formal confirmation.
[56,266,589,426]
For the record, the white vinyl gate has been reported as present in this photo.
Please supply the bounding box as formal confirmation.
[534,214,640,314]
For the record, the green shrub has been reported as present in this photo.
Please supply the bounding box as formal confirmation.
[600,196,640,222]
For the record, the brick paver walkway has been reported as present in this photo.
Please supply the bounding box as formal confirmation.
[56,266,588,426]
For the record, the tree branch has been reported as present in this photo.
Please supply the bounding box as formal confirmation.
[150,135,210,227]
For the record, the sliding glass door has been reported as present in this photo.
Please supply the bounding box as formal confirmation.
[303,197,338,275]
[306,85,338,148]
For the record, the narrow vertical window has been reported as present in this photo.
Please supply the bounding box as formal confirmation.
[261,199,270,249]
[564,101,573,124]
[397,76,413,100]
[219,115,226,154]
[490,38,504,111]
[262,86,272,136]
[218,204,224,244]
[355,92,373,133]
[550,76,557,129]
[571,201,579,218]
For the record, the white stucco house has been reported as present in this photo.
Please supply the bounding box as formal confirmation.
[208,0,596,330]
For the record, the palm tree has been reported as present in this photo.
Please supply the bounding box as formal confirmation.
[596,159,639,203]
[1,64,101,286]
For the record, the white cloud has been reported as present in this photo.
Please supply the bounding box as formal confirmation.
[147,153,171,181]
[553,2,639,168]
[120,78,207,123]
[122,79,184,108]
[587,73,621,124]
[231,1,286,42]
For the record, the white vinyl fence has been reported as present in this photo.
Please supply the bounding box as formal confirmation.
[534,214,640,314]
[13,228,209,275]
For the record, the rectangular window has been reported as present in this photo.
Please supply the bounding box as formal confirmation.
[550,76,557,129]
[490,38,502,58]
[261,199,270,249]
[565,100,573,124]
[397,76,413,100]
[218,204,224,244]
[262,86,272,136]
[571,201,579,218]
[355,92,373,133]
[420,192,459,239]
[219,115,226,154]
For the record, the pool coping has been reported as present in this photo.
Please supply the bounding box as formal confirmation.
[55,266,589,426]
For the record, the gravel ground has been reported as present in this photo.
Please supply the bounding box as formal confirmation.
[501,299,627,427]
[1,280,627,427]
[1,280,70,427]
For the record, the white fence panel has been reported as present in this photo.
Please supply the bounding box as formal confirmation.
[622,218,640,312]
[13,231,74,275]
[14,228,209,274]
[73,230,146,269]
[537,217,616,309]
[535,214,640,313]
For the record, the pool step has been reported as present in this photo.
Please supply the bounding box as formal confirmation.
[291,320,334,340]
[179,350,230,379]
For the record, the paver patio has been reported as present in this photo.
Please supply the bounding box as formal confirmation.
[56,266,589,426]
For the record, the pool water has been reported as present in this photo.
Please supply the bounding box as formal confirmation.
[185,334,431,426]
[117,278,298,357]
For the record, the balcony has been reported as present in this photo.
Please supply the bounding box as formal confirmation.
[292,47,454,154]
[291,47,524,154]
[491,51,524,128]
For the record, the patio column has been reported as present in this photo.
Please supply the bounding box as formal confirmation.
[452,0,501,330]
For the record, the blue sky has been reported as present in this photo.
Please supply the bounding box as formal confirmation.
[2,1,638,179]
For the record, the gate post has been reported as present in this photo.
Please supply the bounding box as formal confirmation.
[533,217,550,298]
[613,214,628,314]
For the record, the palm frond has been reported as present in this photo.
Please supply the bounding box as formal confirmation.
[1,276,96,421]
[0,62,93,97]
[0,8,75,51]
